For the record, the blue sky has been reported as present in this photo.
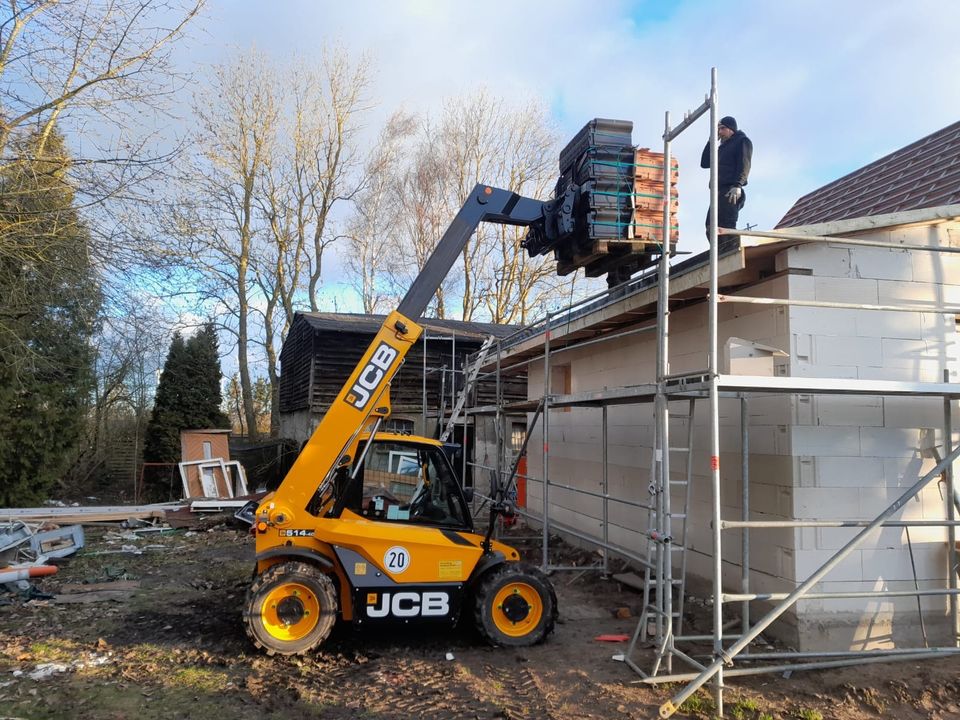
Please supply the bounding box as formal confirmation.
[174,0,960,303]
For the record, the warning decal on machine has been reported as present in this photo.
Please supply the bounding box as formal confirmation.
[438,560,462,580]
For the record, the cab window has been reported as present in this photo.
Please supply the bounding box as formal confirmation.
[353,441,467,527]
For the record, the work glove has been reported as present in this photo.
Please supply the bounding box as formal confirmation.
[725,186,742,204]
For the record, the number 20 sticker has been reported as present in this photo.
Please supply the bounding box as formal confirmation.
[384,546,410,574]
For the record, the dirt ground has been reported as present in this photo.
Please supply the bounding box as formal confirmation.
[2,520,960,720]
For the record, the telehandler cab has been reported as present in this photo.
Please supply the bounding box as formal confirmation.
[244,184,564,654]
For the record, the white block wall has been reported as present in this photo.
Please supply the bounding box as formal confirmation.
[522,220,960,651]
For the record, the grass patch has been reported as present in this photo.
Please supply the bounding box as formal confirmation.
[796,709,823,720]
[170,666,230,692]
[731,696,762,719]
[28,638,82,662]
[678,689,717,717]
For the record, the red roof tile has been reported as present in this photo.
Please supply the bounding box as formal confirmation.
[777,120,960,228]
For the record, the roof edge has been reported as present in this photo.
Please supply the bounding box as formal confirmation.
[782,203,960,237]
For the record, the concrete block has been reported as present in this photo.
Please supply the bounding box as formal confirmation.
[812,335,882,368]
[815,524,903,551]
[795,486,860,519]
[789,307,858,336]
[744,454,794,487]
[787,273,816,300]
[858,363,955,383]
[796,394,815,425]
[878,280,960,307]
[791,362,860,379]
[882,456,938,490]
[860,309,954,340]
[883,397,948,429]
[797,456,816,487]
[859,427,922,458]
[750,482,793,517]
[912,251,960,284]
[781,245,852,277]
[814,277,879,304]
[881,337,956,367]
[817,578,951,613]
[858,484,925,518]
[815,456,885,488]
[849,247,913,281]
[790,426,861,456]
[814,396,883,427]
[745,395,795,426]
[795,548,863,582]
[861,545,945,582]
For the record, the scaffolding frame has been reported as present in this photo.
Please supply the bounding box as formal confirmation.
[454,68,960,717]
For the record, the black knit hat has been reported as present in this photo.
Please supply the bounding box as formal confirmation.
[719,116,738,132]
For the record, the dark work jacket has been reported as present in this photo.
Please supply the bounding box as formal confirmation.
[700,130,752,187]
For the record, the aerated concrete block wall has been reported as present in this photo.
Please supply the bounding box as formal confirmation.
[776,223,960,651]
[524,273,792,600]
[524,220,960,651]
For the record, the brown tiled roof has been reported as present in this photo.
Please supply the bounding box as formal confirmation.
[777,120,960,228]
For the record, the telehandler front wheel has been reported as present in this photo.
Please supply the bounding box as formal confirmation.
[473,562,558,647]
[244,561,337,655]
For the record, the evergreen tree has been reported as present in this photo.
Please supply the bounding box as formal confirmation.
[143,323,228,468]
[0,130,100,506]
[143,332,190,465]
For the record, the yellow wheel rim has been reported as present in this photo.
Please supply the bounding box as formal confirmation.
[260,582,321,642]
[492,581,543,637]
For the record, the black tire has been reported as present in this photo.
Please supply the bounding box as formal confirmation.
[244,560,338,655]
[473,562,558,647]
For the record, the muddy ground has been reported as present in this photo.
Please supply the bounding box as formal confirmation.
[1,521,959,720]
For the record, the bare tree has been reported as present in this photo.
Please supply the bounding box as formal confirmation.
[251,52,372,434]
[343,111,416,314]
[180,52,279,440]
[0,0,204,161]
[177,48,372,438]
[297,47,371,311]
[385,90,584,324]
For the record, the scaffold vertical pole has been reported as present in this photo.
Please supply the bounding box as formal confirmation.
[542,312,552,570]
[707,66,724,716]
[602,405,610,575]
[741,398,750,642]
[659,107,675,673]
[946,368,958,643]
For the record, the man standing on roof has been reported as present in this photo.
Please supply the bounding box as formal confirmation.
[701,115,752,237]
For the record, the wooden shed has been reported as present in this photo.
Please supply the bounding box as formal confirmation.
[277,312,525,454]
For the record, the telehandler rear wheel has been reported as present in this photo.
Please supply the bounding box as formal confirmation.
[473,562,557,647]
[244,561,337,655]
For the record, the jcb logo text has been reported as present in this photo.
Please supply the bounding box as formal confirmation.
[367,591,450,618]
[345,342,398,410]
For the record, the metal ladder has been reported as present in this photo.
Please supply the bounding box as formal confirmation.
[439,335,496,443]
[625,398,696,677]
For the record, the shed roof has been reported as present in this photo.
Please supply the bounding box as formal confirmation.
[296,312,518,340]
[777,120,960,228]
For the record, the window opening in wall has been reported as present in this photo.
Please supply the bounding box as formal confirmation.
[383,418,415,434]
[510,422,527,455]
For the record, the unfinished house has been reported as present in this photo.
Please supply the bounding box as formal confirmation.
[278,312,524,483]
[472,119,960,665]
